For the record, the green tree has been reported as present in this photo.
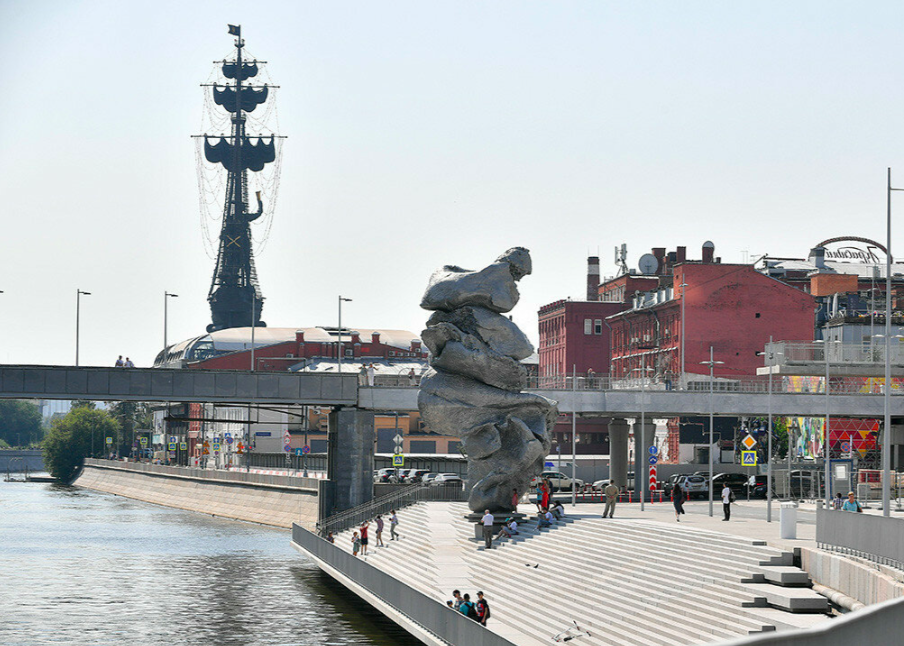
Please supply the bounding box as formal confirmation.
[43,408,120,483]
[0,400,43,447]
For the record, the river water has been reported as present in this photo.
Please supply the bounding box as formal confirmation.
[0,479,420,646]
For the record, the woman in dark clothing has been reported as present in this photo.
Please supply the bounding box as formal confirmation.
[673,481,686,521]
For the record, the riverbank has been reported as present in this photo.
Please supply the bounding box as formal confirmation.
[75,459,326,528]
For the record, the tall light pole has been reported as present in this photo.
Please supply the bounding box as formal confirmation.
[883,168,901,516]
[164,292,179,354]
[76,289,91,366]
[632,357,654,511]
[700,346,724,517]
[338,296,352,373]
[251,292,256,371]
[679,281,688,390]
[822,339,833,511]
[571,364,577,507]
[757,337,782,522]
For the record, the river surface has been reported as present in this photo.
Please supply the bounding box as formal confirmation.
[0,479,421,646]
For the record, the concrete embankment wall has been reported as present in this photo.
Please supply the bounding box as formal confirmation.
[800,546,904,606]
[0,449,45,472]
[76,460,328,529]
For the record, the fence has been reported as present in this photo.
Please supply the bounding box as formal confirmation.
[816,505,904,571]
[293,523,517,646]
[316,482,466,537]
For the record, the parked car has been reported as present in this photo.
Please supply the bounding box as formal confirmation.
[431,473,463,486]
[789,470,823,498]
[711,472,749,496]
[374,468,399,483]
[421,473,439,485]
[407,469,431,483]
[663,473,693,496]
[678,474,708,499]
[530,471,585,492]
[397,469,417,483]
[746,475,768,498]
[591,479,611,491]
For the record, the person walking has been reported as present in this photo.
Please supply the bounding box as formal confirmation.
[375,514,385,547]
[481,509,494,549]
[722,483,733,521]
[511,488,520,511]
[327,532,335,544]
[476,591,491,626]
[535,481,544,512]
[673,480,686,521]
[603,480,620,518]
[832,492,844,510]
[459,594,477,620]
[841,491,863,513]
[360,520,370,555]
[389,509,399,540]
[450,589,463,610]
[542,478,552,510]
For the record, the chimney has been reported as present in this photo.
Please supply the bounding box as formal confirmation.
[702,241,715,263]
[676,246,686,263]
[371,331,381,345]
[295,330,305,343]
[809,246,827,269]
[586,256,600,301]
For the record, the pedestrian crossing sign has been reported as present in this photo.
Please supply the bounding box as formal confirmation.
[741,451,757,466]
[392,454,405,467]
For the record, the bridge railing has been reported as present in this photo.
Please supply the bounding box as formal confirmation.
[368,374,904,395]
[816,505,904,571]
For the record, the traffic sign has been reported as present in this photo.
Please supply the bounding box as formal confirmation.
[295,448,304,456]
[302,445,311,454]
[168,443,176,451]
[180,442,187,450]
[392,454,405,467]
[841,441,851,453]
[741,451,757,466]
[203,448,209,455]
[648,446,658,455]
[393,433,404,445]
[105,437,113,445]
[213,443,221,451]
[225,436,233,444]
[284,444,292,453]
[741,435,757,451]
[140,437,148,446]
[648,456,658,465]
[169,436,176,444]
[649,465,657,490]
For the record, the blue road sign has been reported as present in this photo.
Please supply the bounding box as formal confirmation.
[302,445,311,454]
[648,456,658,465]
[393,454,405,467]
[169,436,177,444]
[648,446,658,455]
[225,436,233,444]
[741,451,757,466]
[168,443,176,451]
[284,444,292,452]
[295,448,304,456]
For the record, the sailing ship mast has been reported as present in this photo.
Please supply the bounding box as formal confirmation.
[198,24,283,333]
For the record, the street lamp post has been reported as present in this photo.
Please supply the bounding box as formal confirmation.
[883,168,901,516]
[164,292,179,355]
[76,289,91,367]
[631,357,654,511]
[700,346,724,517]
[757,337,782,522]
[251,292,256,371]
[571,364,577,507]
[679,281,688,390]
[822,340,834,511]
[337,296,352,373]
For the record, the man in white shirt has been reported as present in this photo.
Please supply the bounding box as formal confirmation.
[721,484,732,521]
[481,509,495,549]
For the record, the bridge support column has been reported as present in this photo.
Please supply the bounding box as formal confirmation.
[633,420,656,500]
[327,408,375,513]
[608,418,629,489]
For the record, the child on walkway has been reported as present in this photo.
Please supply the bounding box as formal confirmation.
[352,531,360,556]
[375,515,385,546]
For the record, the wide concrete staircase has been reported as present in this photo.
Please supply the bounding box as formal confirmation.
[332,503,832,646]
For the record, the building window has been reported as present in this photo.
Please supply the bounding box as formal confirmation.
[594,319,602,335]
[584,318,592,335]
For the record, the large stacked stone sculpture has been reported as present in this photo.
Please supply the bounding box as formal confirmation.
[418,248,558,513]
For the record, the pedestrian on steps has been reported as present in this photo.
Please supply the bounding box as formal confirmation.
[542,478,551,510]
[722,484,733,521]
[511,488,520,511]
[450,589,463,610]
[352,531,360,556]
[481,509,494,549]
[603,480,619,518]
[389,509,399,540]
[476,591,491,626]
[360,521,370,555]
[375,514,385,547]
[673,482,686,521]
[459,594,478,621]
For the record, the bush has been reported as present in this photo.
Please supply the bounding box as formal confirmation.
[43,408,120,483]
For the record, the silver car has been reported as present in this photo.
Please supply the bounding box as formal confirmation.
[678,474,708,499]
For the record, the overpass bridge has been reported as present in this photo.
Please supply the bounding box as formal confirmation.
[2,364,902,417]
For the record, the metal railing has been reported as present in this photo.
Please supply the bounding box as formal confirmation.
[293,523,517,646]
[816,505,904,571]
[766,341,904,366]
[316,482,466,537]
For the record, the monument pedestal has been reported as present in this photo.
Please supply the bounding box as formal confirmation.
[466,512,527,539]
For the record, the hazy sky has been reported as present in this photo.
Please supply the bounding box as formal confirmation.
[2,1,904,367]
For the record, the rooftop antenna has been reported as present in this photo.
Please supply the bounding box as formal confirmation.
[614,243,629,276]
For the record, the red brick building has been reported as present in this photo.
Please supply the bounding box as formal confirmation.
[608,262,815,380]
[538,300,624,378]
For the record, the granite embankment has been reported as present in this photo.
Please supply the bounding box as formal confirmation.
[76,459,325,529]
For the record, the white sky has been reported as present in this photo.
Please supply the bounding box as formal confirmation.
[2,1,904,367]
